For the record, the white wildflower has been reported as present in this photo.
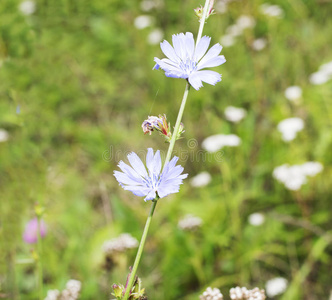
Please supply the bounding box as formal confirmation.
[251,38,267,51]
[260,3,284,18]
[200,287,224,300]
[60,280,81,300]
[44,280,81,300]
[178,214,202,231]
[134,15,153,29]
[284,86,302,102]
[224,106,246,123]
[300,161,323,177]
[220,34,236,47]
[273,162,323,191]
[102,233,138,255]
[44,290,60,300]
[215,1,228,14]
[248,213,265,226]
[236,15,256,30]
[309,71,330,85]
[319,60,332,77]
[277,117,304,142]
[265,277,288,297]
[190,171,212,188]
[226,24,242,37]
[273,164,306,191]
[0,129,9,143]
[140,0,158,12]
[147,28,163,45]
[230,286,266,300]
[19,0,36,15]
[202,134,241,153]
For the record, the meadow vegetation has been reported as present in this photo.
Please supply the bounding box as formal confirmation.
[0,0,332,299]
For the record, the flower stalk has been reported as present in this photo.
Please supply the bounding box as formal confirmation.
[122,200,157,300]
[164,82,190,166]
[36,215,44,300]
[121,1,215,299]
[196,0,213,46]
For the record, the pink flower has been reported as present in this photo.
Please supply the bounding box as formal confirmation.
[23,218,47,244]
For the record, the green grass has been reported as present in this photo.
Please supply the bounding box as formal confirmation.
[1,0,332,299]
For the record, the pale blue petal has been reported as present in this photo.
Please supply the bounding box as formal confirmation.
[188,72,203,90]
[162,156,179,175]
[154,58,183,74]
[157,184,180,198]
[196,70,221,85]
[162,164,183,180]
[197,55,226,70]
[172,33,186,60]
[160,40,180,63]
[165,70,187,79]
[198,43,222,68]
[146,148,154,172]
[161,58,181,68]
[123,186,150,197]
[127,152,148,178]
[184,32,195,59]
[114,171,143,186]
[144,189,156,201]
[194,35,211,61]
[167,156,179,169]
[162,176,187,186]
[152,150,162,175]
[118,161,141,180]
[164,165,185,180]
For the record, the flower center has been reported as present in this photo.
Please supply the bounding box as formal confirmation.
[179,57,197,75]
[143,173,161,191]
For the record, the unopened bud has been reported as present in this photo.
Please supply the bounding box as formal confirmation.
[112,283,124,299]
[34,203,45,217]
[175,122,185,140]
[194,0,215,20]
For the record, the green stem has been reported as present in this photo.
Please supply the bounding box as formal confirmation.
[196,0,211,46]
[164,82,190,167]
[122,200,157,300]
[37,217,43,300]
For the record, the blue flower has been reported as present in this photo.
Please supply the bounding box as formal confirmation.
[154,32,226,90]
[114,148,188,201]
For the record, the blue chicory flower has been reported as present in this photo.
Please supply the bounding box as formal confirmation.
[114,148,188,201]
[153,32,226,90]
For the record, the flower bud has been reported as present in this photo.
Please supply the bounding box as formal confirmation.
[142,116,162,135]
[194,0,215,20]
[112,284,124,299]
[34,203,45,217]
[142,114,172,142]
[175,122,185,140]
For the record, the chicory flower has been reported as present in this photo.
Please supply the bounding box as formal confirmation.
[114,148,187,201]
[154,32,226,90]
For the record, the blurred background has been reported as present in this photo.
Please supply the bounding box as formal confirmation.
[1,0,332,299]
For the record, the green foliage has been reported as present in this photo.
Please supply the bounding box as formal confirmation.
[0,0,332,299]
